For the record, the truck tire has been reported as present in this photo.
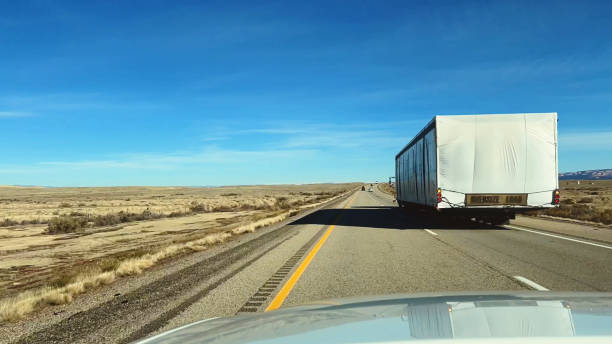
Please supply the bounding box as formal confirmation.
[490,217,510,225]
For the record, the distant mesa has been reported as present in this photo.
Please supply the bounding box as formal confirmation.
[559,169,612,180]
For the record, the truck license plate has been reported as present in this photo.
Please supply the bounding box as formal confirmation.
[466,194,527,206]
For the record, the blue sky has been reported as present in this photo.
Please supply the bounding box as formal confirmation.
[1,1,611,186]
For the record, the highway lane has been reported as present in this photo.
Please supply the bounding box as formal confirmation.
[275,186,612,308]
[145,186,612,337]
[9,186,612,343]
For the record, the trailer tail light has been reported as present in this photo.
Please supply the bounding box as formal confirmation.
[437,188,442,203]
[553,189,560,205]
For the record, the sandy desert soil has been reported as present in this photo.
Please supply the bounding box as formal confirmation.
[540,180,612,225]
[0,184,358,301]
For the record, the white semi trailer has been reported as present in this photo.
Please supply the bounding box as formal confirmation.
[395,113,559,224]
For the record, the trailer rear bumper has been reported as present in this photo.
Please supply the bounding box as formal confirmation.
[397,200,554,225]
[438,189,558,209]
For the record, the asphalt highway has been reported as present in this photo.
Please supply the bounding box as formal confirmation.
[281,187,612,308]
[10,186,612,344]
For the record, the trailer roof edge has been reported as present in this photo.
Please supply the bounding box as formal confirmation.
[395,116,436,159]
[394,113,558,159]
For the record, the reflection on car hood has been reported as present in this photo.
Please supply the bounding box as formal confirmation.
[137,292,612,344]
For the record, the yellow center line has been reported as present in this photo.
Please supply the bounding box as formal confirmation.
[265,192,358,311]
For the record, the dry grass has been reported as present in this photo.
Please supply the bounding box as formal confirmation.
[534,180,612,225]
[1,227,260,322]
[0,185,353,224]
[0,184,356,276]
[377,183,396,197]
[114,231,232,277]
[0,271,117,323]
[0,185,355,323]
[232,211,290,235]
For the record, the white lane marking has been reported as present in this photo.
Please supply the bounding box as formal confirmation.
[513,276,549,291]
[504,224,612,251]
[424,229,438,236]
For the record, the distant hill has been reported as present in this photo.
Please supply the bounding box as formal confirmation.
[559,169,612,180]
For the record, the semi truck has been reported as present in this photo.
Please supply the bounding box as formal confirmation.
[395,113,559,224]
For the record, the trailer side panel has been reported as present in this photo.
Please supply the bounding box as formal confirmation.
[396,124,437,207]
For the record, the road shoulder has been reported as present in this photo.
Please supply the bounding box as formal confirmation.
[511,216,612,245]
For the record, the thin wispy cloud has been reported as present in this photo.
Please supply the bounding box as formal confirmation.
[0,93,163,112]
[418,53,612,95]
[201,136,230,142]
[0,111,32,118]
[205,120,427,144]
[36,147,318,170]
[283,130,406,149]
[560,131,612,150]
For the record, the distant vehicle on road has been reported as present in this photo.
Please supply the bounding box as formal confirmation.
[361,185,366,191]
[395,113,559,224]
